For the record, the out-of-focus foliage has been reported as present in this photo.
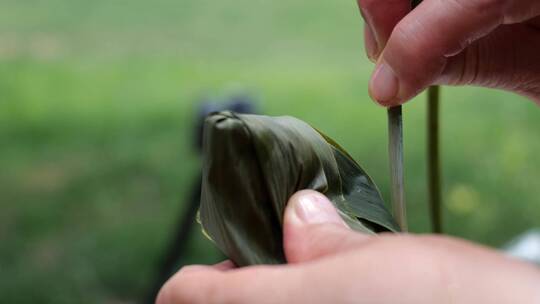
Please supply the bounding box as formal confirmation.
[0,0,539,303]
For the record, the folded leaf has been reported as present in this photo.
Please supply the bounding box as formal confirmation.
[199,111,399,266]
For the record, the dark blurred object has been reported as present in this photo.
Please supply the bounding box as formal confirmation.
[143,93,257,304]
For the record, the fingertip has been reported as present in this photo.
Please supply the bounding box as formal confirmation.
[177,260,235,275]
[156,265,223,304]
[284,191,362,263]
[369,61,401,105]
[156,272,179,304]
[285,190,345,228]
[155,285,170,304]
[213,260,236,271]
[368,87,403,108]
[178,265,212,274]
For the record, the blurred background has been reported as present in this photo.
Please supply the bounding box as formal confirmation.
[1,0,540,303]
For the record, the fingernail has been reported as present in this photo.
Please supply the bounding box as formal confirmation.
[293,192,343,225]
[369,61,399,104]
[364,22,379,62]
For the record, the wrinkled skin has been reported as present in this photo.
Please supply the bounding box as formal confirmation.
[157,191,540,304]
[360,0,540,106]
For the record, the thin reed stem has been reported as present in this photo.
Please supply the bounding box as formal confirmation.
[427,86,442,233]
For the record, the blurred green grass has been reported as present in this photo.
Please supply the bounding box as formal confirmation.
[1,0,540,303]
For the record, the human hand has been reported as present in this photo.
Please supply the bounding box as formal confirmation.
[156,190,540,304]
[357,0,540,106]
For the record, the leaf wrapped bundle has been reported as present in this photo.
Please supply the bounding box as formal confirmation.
[199,111,399,266]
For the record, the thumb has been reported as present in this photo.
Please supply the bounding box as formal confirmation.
[283,190,372,264]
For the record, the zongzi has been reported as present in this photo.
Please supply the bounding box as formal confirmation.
[199,111,399,266]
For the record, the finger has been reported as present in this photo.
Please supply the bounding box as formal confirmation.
[156,264,305,304]
[213,260,236,271]
[364,22,378,62]
[357,0,411,60]
[440,23,540,103]
[177,265,217,274]
[177,260,234,274]
[283,190,372,263]
[369,0,540,106]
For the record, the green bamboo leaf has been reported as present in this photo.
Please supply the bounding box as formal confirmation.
[199,111,399,266]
